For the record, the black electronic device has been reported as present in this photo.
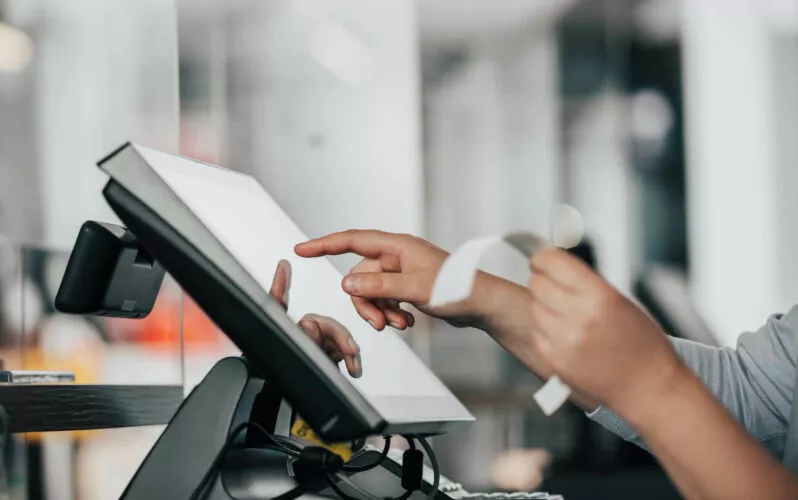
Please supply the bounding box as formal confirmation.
[121,356,283,499]
[97,143,472,443]
[54,221,165,318]
[76,143,476,500]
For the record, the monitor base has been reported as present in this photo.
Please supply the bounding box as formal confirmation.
[120,356,301,500]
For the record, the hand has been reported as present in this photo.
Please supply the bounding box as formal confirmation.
[526,248,686,414]
[269,260,362,377]
[295,230,485,331]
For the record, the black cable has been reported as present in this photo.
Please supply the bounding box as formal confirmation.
[189,421,299,500]
[290,408,365,454]
[416,437,440,500]
[328,435,437,500]
[272,434,304,453]
[189,423,248,500]
[341,435,392,472]
[243,421,303,457]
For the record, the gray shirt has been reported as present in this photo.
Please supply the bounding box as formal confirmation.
[588,304,798,465]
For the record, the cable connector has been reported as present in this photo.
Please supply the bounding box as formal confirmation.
[401,449,424,491]
[293,446,344,483]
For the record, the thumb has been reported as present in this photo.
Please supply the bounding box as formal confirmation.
[342,271,431,304]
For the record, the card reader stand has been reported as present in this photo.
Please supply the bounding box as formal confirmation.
[121,356,302,500]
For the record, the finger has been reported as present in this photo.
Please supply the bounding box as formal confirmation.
[350,255,402,277]
[310,315,363,378]
[352,296,387,331]
[529,300,562,337]
[527,272,573,315]
[297,315,322,343]
[530,248,602,292]
[332,349,361,378]
[321,339,344,363]
[269,260,292,309]
[342,271,430,303]
[319,340,361,377]
[306,314,361,357]
[404,310,416,328]
[379,299,408,330]
[295,230,403,259]
[347,354,362,378]
[348,260,392,330]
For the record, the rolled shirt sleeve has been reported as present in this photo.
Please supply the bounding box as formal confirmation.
[587,305,798,458]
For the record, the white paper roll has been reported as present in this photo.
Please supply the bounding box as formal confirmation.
[429,232,572,416]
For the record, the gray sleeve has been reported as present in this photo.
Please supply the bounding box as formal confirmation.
[588,305,798,457]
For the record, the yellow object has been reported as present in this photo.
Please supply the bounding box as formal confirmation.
[290,418,353,462]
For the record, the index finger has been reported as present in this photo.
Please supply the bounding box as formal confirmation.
[299,314,362,378]
[529,247,603,292]
[294,230,401,259]
[268,260,292,309]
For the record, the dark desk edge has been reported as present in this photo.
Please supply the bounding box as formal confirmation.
[0,384,183,433]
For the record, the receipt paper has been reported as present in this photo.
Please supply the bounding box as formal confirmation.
[429,232,572,416]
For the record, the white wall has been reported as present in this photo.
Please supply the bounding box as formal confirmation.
[680,0,795,345]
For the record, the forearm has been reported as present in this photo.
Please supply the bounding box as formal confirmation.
[472,274,798,498]
[470,273,600,411]
[622,367,798,500]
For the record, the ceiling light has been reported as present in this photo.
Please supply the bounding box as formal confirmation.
[0,22,34,73]
[311,22,372,86]
[552,203,585,249]
[631,89,674,142]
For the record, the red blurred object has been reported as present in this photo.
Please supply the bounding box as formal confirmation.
[106,290,226,350]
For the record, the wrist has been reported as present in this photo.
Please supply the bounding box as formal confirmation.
[614,359,693,431]
[467,272,531,333]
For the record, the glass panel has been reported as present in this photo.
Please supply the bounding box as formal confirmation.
[0,1,180,498]
[0,0,183,383]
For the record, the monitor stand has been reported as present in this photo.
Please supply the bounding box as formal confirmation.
[120,356,306,500]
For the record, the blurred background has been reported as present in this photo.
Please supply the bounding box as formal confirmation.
[1,0,798,498]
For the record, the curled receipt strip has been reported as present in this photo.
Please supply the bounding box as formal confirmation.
[428,232,572,416]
